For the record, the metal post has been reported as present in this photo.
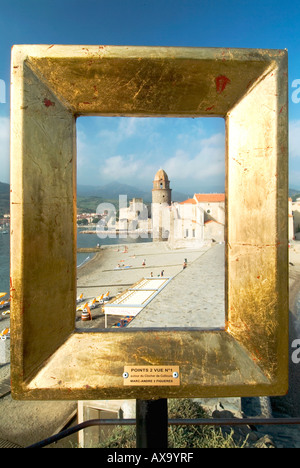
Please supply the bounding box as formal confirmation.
[136,399,168,448]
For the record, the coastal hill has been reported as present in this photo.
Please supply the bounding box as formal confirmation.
[77,182,150,200]
[77,182,189,214]
[0,180,189,215]
[2,180,300,216]
[290,188,300,201]
[77,181,189,203]
[0,181,9,216]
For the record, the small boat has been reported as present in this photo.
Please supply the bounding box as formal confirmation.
[0,300,9,309]
[0,328,10,340]
[76,301,89,312]
[88,298,97,309]
[76,293,84,304]
[103,291,111,302]
[95,294,104,303]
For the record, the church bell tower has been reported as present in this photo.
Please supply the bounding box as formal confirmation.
[152,169,172,241]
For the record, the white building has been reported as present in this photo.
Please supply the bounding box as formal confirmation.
[194,193,225,243]
[291,197,300,240]
[118,197,150,233]
[168,193,225,248]
[150,168,225,247]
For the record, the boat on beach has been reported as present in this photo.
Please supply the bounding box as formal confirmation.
[0,293,9,309]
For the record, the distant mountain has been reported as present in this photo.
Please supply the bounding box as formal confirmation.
[0,180,189,216]
[289,188,300,201]
[5,180,297,214]
[172,190,191,202]
[0,181,10,216]
[77,182,151,202]
[0,181,9,194]
[77,181,189,203]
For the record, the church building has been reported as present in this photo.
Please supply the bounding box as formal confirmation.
[151,168,225,247]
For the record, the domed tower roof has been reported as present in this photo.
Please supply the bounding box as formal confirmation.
[154,168,169,182]
[152,168,171,193]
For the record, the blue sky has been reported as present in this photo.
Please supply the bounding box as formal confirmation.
[0,0,300,193]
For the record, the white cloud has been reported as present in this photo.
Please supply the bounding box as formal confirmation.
[118,117,139,137]
[99,129,225,194]
[101,154,155,184]
[102,155,140,179]
[97,117,140,145]
[0,116,10,183]
[164,132,225,184]
[76,116,226,191]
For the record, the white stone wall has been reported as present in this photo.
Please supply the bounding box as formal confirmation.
[168,203,205,248]
[204,220,224,243]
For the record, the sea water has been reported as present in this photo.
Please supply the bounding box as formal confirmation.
[0,228,152,294]
[77,227,152,266]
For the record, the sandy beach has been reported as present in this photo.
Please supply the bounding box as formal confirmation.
[75,240,216,329]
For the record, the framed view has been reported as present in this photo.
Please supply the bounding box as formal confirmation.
[10,45,288,400]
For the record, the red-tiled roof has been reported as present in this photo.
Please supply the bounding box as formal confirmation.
[204,219,223,225]
[194,193,225,203]
[180,198,197,205]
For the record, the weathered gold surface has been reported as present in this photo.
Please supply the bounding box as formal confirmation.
[17,331,272,400]
[10,45,288,400]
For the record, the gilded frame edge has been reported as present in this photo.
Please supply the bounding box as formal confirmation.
[9,45,289,400]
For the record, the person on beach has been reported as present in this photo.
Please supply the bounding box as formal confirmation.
[142,259,146,267]
[160,270,164,277]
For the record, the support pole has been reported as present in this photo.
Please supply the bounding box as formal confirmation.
[136,399,168,448]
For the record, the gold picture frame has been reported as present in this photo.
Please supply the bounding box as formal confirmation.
[10,45,288,400]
